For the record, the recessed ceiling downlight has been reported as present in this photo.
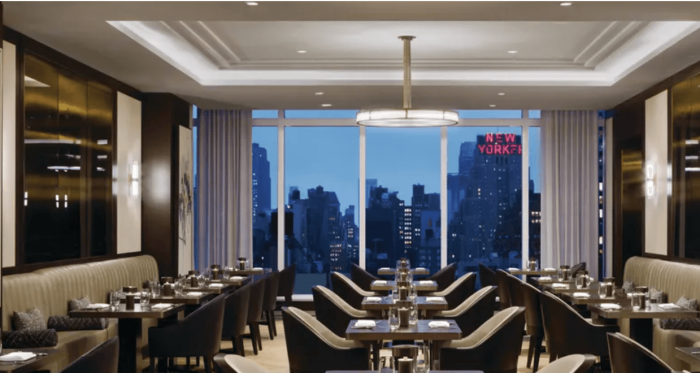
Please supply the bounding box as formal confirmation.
[246,2,258,6]
[560,2,572,6]
[321,103,332,107]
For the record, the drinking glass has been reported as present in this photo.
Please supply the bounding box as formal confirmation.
[409,283,417,300]
[140,289,151,308]
[408,298,418,325]
[631,292,643,311]
[377,356,395,373]
[415,342,430,373]
[223,267,231,280]
[110,291,121,309]
[174,281,183,296]
[388,306,399,331]
[598,283,608,298]
[151,282,161,298]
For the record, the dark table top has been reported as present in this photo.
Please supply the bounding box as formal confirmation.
[226,268,265,276]
[588,303,699,319]
[70,303,185,319]
[508,268,558,276]
[182,283,235,294]
[0,349,60,373]
[208,277,248,286]
[370,280,438,292]
[674,347,700,364]
[120,291,216,305]
[361,296,449,311]
[328,371,483,373]
[535,276,575,285]
[345,319,461,341]
[543,281,603,294]
[561,292,631,305]
[377,268,430,276]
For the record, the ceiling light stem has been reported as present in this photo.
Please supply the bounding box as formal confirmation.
[400,35,415,110]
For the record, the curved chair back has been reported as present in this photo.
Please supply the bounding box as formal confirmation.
[59,337,119,373]
[607,332,673,373]
[495,269,512,309]
[282,307,370,373]
[277,263,297,307]
[351,263,379,291]
[214,353,270,373]
[521,281,543,336]
[440,306,526,373]
[429,263,457,291]
[247,278,266,324]
[330,272,375,309]
[538,354,597,373]
[478,263,497,288]
[506,274,525,307]
[433,272,477,309]
[312,285,370,336]
[570,262,586,276]
[222,284,251,339]
[262,272,280,311]
[434,285,497,337]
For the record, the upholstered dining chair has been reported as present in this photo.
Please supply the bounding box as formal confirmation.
[540,291,619,362]
[521,281,545,372]
[478,263,497,288]
[432,285,497,337]
[505,273,525,307]
[312,285,373,337]
[330,272,380,309]
[351,263,380,291]
[259,272,280,340]
[495,269,512,310]
[243,278,266,355]
[282,307,370,373]
[427,272,477,310]
[440,306,526,373]
[277,263,296,308]
[537,354,597,373]
[221,283,250,356]
[428,262,457,291]
[59,337,119,373]
[149,294,226,373]
[607,332,673,373]
[214,353,270,373]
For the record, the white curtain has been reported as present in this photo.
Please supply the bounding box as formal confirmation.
[541,110,601,278]
[196,110,253,272]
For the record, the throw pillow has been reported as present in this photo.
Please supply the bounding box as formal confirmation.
[660,297,700,330]
[649,288,666,303]
[69,296,91,311]
[13,308,47,332]
[3,329,57,348]
[622,281,635,294]
[48,315,108,331]
[68,296,108,326]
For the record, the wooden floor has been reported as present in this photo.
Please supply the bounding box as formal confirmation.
[176,316,553,373]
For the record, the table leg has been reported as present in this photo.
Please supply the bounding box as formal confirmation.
[117,318,142,373]
[629,318,654,350]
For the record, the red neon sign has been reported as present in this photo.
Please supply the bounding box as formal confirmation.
[478,133,522,155]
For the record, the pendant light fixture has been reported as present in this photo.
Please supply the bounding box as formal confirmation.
[356,36,459,127]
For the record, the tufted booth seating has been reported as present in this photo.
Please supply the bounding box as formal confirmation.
[622,256,700,370]
[2,255,160,372]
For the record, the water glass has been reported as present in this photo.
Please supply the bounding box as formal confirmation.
[631,292,643,311]
[388,306,399,331]
[151,282,161,298]
[140,290,151,308]
[415,342,430,373]
[110,291,121,309]
[598,283,608,298]
[377,356,395,373]
[409,299,418,325]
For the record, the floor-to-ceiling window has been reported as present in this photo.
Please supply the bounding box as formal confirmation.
[252,126,278,270]
[528,126,542,268]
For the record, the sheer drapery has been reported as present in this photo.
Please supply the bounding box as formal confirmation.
[196,110,253,272]
[541,110,601,278]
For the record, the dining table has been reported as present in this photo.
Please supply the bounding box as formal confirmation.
[535,276,575,285]
[674,346,700,367]
[182,282,236,295]
[561,291,630,306]
[542,281,604,294]
[0,349,60,373]
[507,268,558,276]
[361,296,449,318]
[588,303,699,349]
[71,303,185,373]
[370,280,438,292]
[377,267,430,276]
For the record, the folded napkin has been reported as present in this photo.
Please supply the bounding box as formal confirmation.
[353,320,376,329]
[365,297,383,302]
[379,267,390,271]
[599,303,622,310]
[0,352,36,362]
[426,297,444,303]
[253,267,263,271]
[538,276,552,281]
[230,276,245,281]
[151,304,173,310]
[187,292,203,297]
[544,268,556,271]
[428,321,451,329]
[659,303,681,309]
[415,267,426,271]
[373,280,388,285]
[551,283,568,288]
[573,292,591,298]
[418,281,434,285]
[508,268,521,272]
[208,283,224,288]
[85,303,109,310]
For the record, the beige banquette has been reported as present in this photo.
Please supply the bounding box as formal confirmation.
[622,256,700,370]
[2,255,159,372]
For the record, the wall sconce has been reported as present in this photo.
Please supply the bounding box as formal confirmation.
[128,162,140,197]
[645,161,655,198]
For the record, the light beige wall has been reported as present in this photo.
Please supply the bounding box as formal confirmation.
[644,90,669,256]
[116,92,142,254]
[2,41,16,268]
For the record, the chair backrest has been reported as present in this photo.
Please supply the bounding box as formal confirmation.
[277,263,297,299]
[214,353,270,373]
[506,274,525,307]
[570,262,586,276]
[312,286,366,337]
[59,337,119,373]
[184,293,227,356]
[437,272,477,309]
[607,332,672,373]
[538,354,597,373]
[429,263,457,291]
[495,269,512,309]
[262,272,280,310]
[437,285,497,337]
[350,263,379,291]
[521,280,543,336]
[330,272,370,309]
[222,284,251,338]
[478,263,497,288]
[246,278,266,323]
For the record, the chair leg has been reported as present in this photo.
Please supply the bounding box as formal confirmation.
[196,356,200,367]
[266,311,275,340]
[533,336,542,372]
[235,336,246,357]
[527,337,534,368]
[204,356,212,373]
[150,357,156,373]
[186,357,191,368]
[271,310,278,336]
[549,352,556,363]
[249,324,259,355]
[255,323,263,350]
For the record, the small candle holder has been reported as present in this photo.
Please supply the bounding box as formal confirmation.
[397,300,411,328]
[190,276,199,288]
[238,257,247,270]
[163,283,174,296]
[125,294,135,310]
[211,268,220,280]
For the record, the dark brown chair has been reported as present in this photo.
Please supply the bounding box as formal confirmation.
[312,285,372,337]
[495,269,512,310]
[243,278,266,355]
[570,262,586,276]
[433,285,497,337]
[221,283,250,356]
[59,337,119,373]
[607,332,672,373]
[440,306,526,373]
[428,262,457,291]
[351,263,380,291]
[277,264,296,308]
[428,272,477,309]
[506,273,525,307]
[330,272,380,309]
[259,272,280,340]
[540,291,618,362]
[282,307,370,373]
[521,281,544,372]
[537,354,597,373]
[478,263,497,288]
[214,353,270,373]
[149,294,226,373]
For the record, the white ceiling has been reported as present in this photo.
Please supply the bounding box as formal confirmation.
[7,2,700,110]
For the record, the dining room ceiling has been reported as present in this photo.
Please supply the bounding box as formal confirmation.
[6,1,700,110]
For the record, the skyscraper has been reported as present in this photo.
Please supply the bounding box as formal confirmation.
[366,179,378,207]
[252,143,271,219]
